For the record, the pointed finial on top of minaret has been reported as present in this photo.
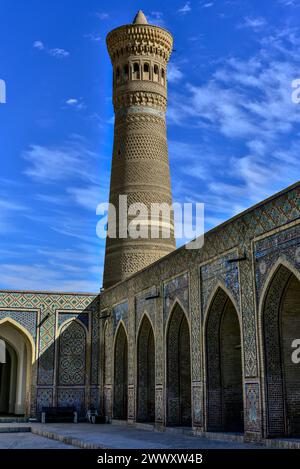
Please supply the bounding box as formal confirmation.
[133,10,148,25]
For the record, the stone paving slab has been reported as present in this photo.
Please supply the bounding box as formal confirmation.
[28,423,261,449]
[1,422,298,449]
[0,425,31,433]
[0,432,76,449]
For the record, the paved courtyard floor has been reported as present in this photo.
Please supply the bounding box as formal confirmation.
[0,422,261,449]
[0,432,75,449]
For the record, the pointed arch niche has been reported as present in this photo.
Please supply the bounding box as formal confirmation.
[166,303,191,426]
[205,287,244,433]
[261,263,300,437]
[137,315,155,422]
[113,323,128,420]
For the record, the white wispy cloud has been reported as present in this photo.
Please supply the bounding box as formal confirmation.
[67,185,108,211]
[167,26,300,228]
[37,246,97,265]
[169,28,300,137]
[240,16,267,31]
[168,63,184,83]
[65,98,86,110]
[84,33,102,42]
[0,198,26,212]
[0,196,27,234]
[147,11,165,26]
[49,48,69,58]
[178,2,192,14]
[66,98,79,106]
[35,193,65,205]
[96,12,109,20]
[0,263,99,292]
[22,137,98,184]
[33,41,44,50]
[33,41,69,58]
[278,0,298,6]
[24,209,102,245]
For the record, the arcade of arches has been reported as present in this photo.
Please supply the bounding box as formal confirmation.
[0,185,299,445]
[0,261,299,442]
[104,255,300,441]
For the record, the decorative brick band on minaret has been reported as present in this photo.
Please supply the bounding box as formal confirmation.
[103,10,176,289]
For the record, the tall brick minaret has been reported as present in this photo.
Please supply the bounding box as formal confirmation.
[103,10,175,289]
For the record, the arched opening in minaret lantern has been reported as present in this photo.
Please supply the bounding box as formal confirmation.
[133,63,140,80]
[143,63,150,80]
[153,64,159,82]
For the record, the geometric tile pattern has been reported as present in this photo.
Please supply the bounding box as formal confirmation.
[37,294,97,385]
[0,291,98,416]
[192,385,202,426]
[58,312,89,329]
[112,301,129,333]
[57,388,85,416]
[163,272,189,323]
[254,223,300,299]
[190,267,201,383]
[90,297,101,386]
[190,266,203,427]
[36,388,53,412]
[239,253,258,378]
[245,383,261,433]
[135,287,156,333]
[0,310,37,340]
[155,387,163,424]
[58,320,86,386]
[90,387,100,411]
[200,250,240,318]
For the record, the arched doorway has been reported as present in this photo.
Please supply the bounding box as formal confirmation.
[0,320,33,416]
[113,323,128,420]
[262,264,300,437]
[166,303,191,426]
[0,343,16,414]
[137,315,155,422]
[205,288,244,432]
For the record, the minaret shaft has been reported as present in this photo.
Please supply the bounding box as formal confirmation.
[103,12,175,289]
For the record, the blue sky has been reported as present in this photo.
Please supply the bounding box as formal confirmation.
[0,0,299,292]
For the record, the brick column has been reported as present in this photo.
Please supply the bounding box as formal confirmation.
[103,309,113,421]
[239,244,263,441]
[190,267,204,430]
[127,294,136,423]
[155,288,165,428]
